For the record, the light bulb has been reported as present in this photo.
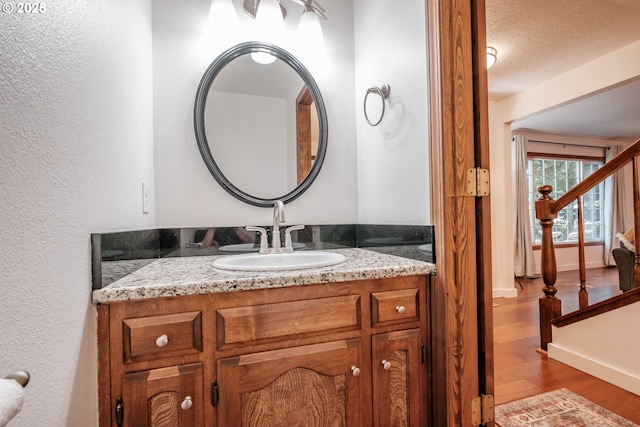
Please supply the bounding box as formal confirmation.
[255,0,284,40]
[208,0,238,32]
[251,51,277,64]
[298,8,323,48]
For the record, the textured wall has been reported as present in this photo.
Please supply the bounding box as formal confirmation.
[0,1,153,425]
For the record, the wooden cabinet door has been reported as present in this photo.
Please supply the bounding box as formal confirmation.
[372,329,424,427]
[217,339,363,427]
[122,362,203,427]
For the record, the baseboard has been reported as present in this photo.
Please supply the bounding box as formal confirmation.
[555,260,606,272]
[548,344,640,396]
[493,288,518,299]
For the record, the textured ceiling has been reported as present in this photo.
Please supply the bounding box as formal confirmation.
[486,0,640,140]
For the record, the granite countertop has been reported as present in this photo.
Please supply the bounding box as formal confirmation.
[92,248,436,303]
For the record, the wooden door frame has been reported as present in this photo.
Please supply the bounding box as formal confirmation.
[296,86,313,184]
[426,0,494,425]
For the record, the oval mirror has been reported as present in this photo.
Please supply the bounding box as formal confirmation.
[194,42,328,207]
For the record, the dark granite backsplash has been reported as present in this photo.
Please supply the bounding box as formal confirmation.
[92,224,434,289]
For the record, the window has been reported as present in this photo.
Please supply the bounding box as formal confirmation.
[527,156,604,245]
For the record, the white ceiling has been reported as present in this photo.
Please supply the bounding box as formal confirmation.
[486,0,640,141]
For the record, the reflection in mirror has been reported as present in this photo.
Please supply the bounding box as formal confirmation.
[194,42,328,207]
[205,56,318,197]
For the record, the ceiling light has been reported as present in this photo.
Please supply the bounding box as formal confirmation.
[487,46,497,69]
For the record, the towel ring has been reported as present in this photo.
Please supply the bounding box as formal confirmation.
[364,84,390,126]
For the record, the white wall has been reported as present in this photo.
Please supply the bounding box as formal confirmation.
[489,41,640,298]
[152,0,358,228]
[549,301,640,395]
[0,1,154,425]
[353,0,430,225]
[207,92,289,197]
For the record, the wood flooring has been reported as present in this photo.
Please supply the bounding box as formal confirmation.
[493,267,640,423]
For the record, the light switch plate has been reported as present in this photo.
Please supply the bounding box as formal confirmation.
[142,182,150,214]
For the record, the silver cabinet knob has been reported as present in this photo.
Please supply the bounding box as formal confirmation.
[381,360,391,370]
[155,335,169,347]
[396,305,406,314]
[351,366,361,377]
[181,396,193,410]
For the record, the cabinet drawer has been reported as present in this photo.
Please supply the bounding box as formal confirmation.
[123,311,202,362]
[371,289,419,326]
[217,295,361,348]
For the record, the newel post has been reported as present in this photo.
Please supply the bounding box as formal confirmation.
[535,185,562,351]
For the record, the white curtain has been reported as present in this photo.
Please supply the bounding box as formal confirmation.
[513,135,537,277]
[604,145,627,265]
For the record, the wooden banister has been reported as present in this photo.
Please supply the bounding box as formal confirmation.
[551,286,640,328]
[536,138,640,351]
[577,196,587,309]
[551,140,640,213]
[536,185,561,351]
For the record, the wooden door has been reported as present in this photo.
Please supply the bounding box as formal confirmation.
[425,0,494,425]
[122,362,203,427]
[371,329,424,427]
[216,339,364,427]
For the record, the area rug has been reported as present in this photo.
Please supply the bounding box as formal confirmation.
[495,388,639,426]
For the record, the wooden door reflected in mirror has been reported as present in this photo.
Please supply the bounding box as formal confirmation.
[296,86,319,184]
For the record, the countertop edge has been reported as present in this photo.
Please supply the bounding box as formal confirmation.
[92,248,436,304]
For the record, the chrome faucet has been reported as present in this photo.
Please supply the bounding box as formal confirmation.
[245,200,305,254]
[272,200,285,253]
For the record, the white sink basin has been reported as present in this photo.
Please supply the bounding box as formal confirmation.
[418,244,432,254]
[212,251,346,272]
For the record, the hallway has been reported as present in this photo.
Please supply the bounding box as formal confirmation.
[493,267,640,423]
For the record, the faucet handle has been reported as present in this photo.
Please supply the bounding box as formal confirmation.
[284,225,305,253]
[245,226,269,254]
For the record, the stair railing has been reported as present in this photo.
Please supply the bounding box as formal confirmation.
[536,138,640,351]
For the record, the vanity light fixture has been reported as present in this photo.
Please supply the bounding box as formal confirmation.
[243,0,326,50]
[486,46,497,69]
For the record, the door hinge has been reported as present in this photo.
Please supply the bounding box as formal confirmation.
[471,394,494,425]
[466,168,490,197]
[421,343,425,365]
[115,396,124,426]
[211,380,219,407]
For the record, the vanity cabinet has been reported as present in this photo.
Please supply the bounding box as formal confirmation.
[121,362,203,426]
[216,339,363,426]
[97,274,430,427]
[372,329,423,426]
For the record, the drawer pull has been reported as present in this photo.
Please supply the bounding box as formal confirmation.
[381,359,391,370]
[351,366,361,377]
[155,335,169,348]
[395,305,406,314]
[181,396,193,410]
